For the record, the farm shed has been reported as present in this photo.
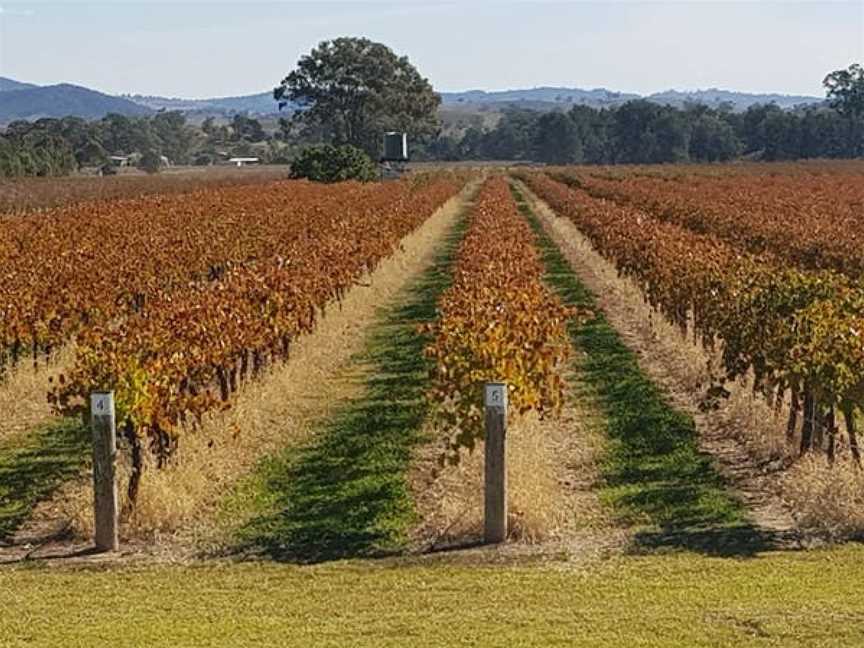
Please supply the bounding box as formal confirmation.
[228,157,260,167]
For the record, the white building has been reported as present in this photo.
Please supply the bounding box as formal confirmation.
[228,157,260,167]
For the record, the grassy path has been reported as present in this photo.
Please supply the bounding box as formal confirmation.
[228,212,468,563]
[0,419,88,542]
[510,182,762,556]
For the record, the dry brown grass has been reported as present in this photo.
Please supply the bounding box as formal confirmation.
[0,347,74,445]
[0,165,291,216]
[30,185,472,543]
[411,383,608,549]
[781,456,864,540]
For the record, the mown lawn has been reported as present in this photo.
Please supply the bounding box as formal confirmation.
[3,545,864,647]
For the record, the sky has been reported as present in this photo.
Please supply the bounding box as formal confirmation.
[0,0,861,99]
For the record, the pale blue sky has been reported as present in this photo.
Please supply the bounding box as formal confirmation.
[0,1,861,98]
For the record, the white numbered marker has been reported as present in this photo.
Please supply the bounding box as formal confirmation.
[90,392,115,417]
[484,383,507,410]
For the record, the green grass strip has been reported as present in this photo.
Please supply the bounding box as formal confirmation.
[230,214,469,563]
[4,544,864,646]
[0,419,89,541]
[510,182,762,556]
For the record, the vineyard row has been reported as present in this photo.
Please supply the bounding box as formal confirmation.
[518,172,864,465]
[424,176,576,461]
[50,175,465,508]
[0,178,411,372]
[547,167,864,277]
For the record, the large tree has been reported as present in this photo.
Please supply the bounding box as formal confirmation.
[274,37,440,157]
[688,112,741,162]
[824,63,864,119]
[823,63,864,156]
[151,111,198,164]
[481,109,535,160]
[613,100,689,164]
[534,111,582,164]
[230,114,267,143]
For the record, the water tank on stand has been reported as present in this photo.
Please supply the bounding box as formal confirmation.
[380,132,409,180]
[382,132,408,162]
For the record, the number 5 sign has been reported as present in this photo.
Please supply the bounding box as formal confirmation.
[484,382,507,411]
[483,381,508,544]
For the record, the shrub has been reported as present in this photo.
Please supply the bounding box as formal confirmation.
[137,150,162,174]
[290,144,378,183]
[194,153,215,166]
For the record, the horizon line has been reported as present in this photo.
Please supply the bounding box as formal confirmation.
[1,75,827,102]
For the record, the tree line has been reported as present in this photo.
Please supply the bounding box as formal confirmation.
[421,99,862,165]
[0,112,301,177]
[419,64,863,164]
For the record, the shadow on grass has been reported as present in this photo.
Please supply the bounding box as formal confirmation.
[233,216,468,564]
[630,525,801,557]
[512,183,775,558]
[0,419,89,543]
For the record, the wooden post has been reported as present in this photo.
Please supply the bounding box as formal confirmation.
[484,382,508,544]
[90,391,119,552]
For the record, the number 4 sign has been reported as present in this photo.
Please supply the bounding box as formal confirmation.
[91,392,115,418]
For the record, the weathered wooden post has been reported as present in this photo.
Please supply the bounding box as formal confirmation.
[484,382,508,544]
[90,391,119,552]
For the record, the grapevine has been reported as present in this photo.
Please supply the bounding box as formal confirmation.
[0,180,378,374]
[548,167,864,277]
[424,176,579,463]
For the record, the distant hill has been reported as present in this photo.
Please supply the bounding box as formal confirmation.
[440,87,641,108]
[0,75,825,124]
[124,91,282,115]
[646,88,822,110]
[439,86,823,111]
[0,83,152,123]
[125,85,822,117]
[0,77,37,93]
